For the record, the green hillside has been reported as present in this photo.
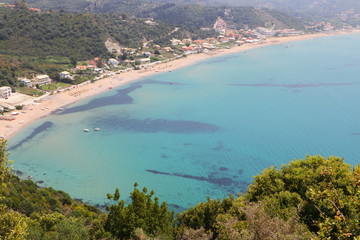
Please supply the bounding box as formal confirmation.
[1,139,359,239]
[0,9,106,58]
[0,8,181,58]
[0,7,212,88]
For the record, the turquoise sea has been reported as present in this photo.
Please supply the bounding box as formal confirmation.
[8,33,360,210]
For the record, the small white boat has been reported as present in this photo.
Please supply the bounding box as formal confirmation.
[83,128,89,132]
[94,128,100,131]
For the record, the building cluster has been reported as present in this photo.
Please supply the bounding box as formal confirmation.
[256,27,304,37]
[0,3,42,12]
[170,27,263,55]
[305,22,336,32]
[168,17,308,56]
[18,75,52,88]
[336,9,360,22]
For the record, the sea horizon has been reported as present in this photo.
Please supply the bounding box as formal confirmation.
[8,32,360,210]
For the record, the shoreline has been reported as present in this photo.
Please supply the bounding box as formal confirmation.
[1,30,360,140]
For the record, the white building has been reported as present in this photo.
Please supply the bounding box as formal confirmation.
[108,58,119,68]
[171,39,182,46]
[19,78,32,87]
[94,68,105,73]
[59,71,73,80]
[144,20,158,26]
[139,58,151,64]
[34,75,51,86]
[256,27,276,36]
[214,17,227,35]
[143,52,152,58]
[0,86,12,98]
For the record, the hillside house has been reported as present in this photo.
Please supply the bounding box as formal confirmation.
[171,39,182,46]
[163,47,173,52]
[182,39,192,45]
[256,27,276,36]
[87,60,97,69]
[182,46,194,51]
[182,46,198,55]
[193,40,207,46]
[143,52,152,58]
[94,68,105,74]
[18,78,32,87]
[29,8,41,12]
[214,17,227,34]
[139,58,151,64]
[0,86,11,98]
[59,71,73,80]
[144,20,158,26]
[35,75,51,86]
[76,65,87,71]
[108,58,119,68]
[206,38,217,44]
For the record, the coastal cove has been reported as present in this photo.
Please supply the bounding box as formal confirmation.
[6,32,360,209]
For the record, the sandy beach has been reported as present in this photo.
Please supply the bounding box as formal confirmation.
[1,30,359,140]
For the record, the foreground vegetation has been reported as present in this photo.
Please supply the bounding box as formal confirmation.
[0,139,359,239]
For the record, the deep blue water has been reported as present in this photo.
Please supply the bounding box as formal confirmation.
[8,33,360,209]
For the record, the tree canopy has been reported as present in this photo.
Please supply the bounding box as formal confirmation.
[0,140,359,239]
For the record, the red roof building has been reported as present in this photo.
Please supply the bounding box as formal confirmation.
[29,8,41,12]
[76,65,87,70]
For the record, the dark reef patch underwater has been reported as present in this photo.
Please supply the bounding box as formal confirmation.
[8,121,54,151]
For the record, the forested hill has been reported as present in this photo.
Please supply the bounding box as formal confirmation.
[0,8,201,59]
[0,9,106,58]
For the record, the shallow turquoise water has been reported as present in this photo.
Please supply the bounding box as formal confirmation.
[8,33,360,209]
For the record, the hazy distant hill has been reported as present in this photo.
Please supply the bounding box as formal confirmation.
[151,0,360,17]
[2,0,360,17]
